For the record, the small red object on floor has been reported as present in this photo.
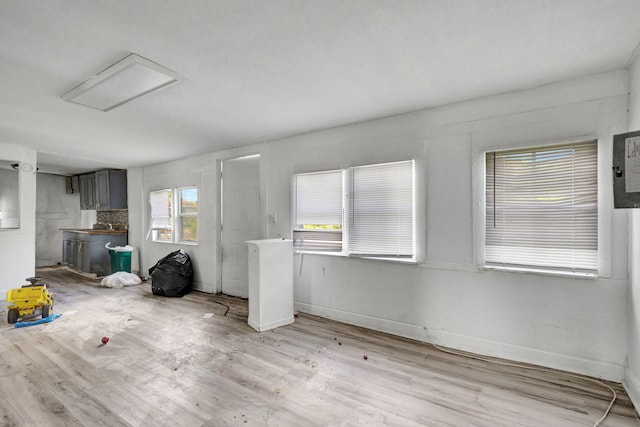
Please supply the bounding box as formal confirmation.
[102,336,109,344]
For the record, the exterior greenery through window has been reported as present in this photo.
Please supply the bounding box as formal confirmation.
[178,187,198,242]
[485,140,597,274]
[150,186,198,243]
[293,160,415,260]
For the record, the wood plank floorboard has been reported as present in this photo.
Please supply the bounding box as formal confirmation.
[0,267,638,426]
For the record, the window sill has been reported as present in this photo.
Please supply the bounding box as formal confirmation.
[294,250,417,265]
[483,265,597,279]
[294,250,343,257]
[356,256,417,265]
[152,240,198,246]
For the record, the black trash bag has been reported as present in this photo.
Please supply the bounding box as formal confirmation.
[148,250,193,297]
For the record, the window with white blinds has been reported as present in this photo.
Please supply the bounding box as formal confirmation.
[293,170,343,251]
[149,186,199,244]
[293,160,415,259]
[349,160,414,257]
[485,140,598,273]
[149,189,172,242]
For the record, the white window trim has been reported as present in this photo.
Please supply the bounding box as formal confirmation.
[292,159,418,263]
[149,186,199,245]
[176,186,198,244]
[149,189,172,243]
[472,136,612,278]
[292,169,344,253]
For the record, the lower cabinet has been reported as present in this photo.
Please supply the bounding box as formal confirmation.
[62,232,127,276]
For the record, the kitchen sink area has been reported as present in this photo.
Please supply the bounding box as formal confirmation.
[61,227,128,277]
[51,169,130,277]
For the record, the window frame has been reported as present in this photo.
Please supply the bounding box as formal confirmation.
[348,160,415,259]
[479,139,599,277]
[176,186,198,244]
[149,186,198,245]
[292,159,416,262]
[149,189,173,243]
[292,169,344,253]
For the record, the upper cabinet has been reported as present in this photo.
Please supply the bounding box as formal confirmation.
[76,169,127,210]
[95,169,127,210]
[79,173,96,210]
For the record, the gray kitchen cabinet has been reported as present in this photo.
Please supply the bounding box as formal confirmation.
[95,169,127,210]
[79,173,96,210]
[71,175,79,194]
[75,169,127,210]
[62,231,127,276]
[65,175,80,194]
[62,238,76,267]
[74,234,91,273]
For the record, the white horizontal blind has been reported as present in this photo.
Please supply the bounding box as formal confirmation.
[149,189,173,241]
[485,141,597,272]
[294,170,343,251]
[292,229,343,251]
[150,189,171,228]
[349,160,414,257]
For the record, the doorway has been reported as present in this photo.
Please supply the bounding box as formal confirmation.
[220,154,261,297]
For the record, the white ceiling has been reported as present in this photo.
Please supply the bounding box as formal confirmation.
[2,0,640,175]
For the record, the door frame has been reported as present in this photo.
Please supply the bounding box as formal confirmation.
[216,153,263,295]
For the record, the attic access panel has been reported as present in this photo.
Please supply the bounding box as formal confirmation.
[613,130,640,208]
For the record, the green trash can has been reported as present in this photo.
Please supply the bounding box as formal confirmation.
[106,243,133,273]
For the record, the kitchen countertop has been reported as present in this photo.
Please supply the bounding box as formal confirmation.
[61,228,128,235]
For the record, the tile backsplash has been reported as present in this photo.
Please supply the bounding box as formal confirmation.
[96,210,129,230]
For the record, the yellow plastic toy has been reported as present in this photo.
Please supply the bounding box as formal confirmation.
[6,277,54,324]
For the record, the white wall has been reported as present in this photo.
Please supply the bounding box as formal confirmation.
[626,58,640,408]
[0,143,37,296]
[131,70,630,380]
[35,173,81,267]
[135,154,223,291]
[0,169,19,227]
[127,167,144,275]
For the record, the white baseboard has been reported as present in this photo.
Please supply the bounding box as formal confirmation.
[295,302,625,381]
[191,280,215,293]
[248,316,294,332]
[191,280,204,292]
[624,368,640,414]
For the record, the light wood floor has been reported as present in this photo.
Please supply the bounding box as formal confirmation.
[0,267,638,426]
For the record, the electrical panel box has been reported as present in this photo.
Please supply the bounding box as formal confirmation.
[613,130,640,208]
